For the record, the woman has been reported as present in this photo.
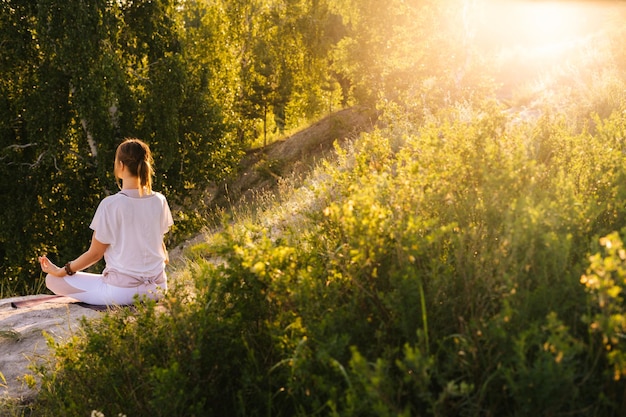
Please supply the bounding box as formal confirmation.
[38,138,174,306]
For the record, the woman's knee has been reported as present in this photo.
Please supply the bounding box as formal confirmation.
[45,274,57,292]
[46,275,84,296]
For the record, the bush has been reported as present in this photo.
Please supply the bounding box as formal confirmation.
[31,102,626,416]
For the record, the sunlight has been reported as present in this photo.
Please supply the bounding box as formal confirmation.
[470,0,621,91]
[474,0,611,52]
[520,2,581,44]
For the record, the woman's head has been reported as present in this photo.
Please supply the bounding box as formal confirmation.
[115,138,154,195]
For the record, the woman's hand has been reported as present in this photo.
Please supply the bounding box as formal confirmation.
[39,256,66,277]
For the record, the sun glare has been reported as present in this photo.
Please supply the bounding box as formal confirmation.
[467,0,625,98]
[529,3,577,41]
[474,0,613,52]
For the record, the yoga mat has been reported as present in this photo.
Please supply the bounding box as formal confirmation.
[10,295,109,311]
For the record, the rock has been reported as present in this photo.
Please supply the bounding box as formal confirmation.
[0,294,101,402]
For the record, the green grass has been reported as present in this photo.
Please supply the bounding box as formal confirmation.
[0,273,48,300]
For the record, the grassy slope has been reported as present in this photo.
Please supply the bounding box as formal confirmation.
[22,5,626,416]
[168,106,380,261]
[210,107,379,209]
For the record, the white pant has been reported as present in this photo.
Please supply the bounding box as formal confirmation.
[46,271,167,306]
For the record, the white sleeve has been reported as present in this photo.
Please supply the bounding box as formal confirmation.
[160,195,174,235]
[89,198,117,245]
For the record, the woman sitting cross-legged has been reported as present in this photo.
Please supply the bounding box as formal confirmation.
[38,138,174,306]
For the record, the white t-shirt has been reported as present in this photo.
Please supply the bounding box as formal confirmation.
[90,189,174,279]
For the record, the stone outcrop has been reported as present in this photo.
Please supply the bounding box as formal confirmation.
[0,295,101,402]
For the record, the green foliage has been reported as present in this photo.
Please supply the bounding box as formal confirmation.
[1,0,484,297]
[30,98,626,415]
[582,232,626,382]
[13,1,626,416]
[328,0,485,109]
[0,0,242,296]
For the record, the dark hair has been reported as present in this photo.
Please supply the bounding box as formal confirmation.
[115,138,154,195]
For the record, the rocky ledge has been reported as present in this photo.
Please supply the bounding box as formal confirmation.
[0,294,102,402]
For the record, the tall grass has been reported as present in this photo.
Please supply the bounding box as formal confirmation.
[0,272,48,300]
[26,87,626,415]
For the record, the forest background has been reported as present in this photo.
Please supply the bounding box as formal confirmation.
[6,0,626,416]
[1,0,456,296]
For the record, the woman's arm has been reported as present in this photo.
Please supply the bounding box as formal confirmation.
[69,232,109,272]
[39,232,109,277]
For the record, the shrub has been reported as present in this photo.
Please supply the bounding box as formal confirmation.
[31,102,626,416]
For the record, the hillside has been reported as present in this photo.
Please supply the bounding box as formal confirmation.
[209,106,379,209]
[168,106,378,260]
[5,3,626,415]
[0,107,379,408]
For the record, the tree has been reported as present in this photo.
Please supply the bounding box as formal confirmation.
[0,0,240,296]
[328,0,483,109]
[1,0,108,292]
[219,0,345,146]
